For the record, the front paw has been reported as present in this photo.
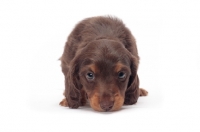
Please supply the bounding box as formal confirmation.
[59,98,68,107]
[139,88,148,96]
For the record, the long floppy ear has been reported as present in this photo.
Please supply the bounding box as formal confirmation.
[124,56,140,105]
[63,57,82,108]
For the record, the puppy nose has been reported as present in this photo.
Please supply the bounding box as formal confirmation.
[100,101,114,111]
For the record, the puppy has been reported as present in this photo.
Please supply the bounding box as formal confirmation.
[59,16,148,112]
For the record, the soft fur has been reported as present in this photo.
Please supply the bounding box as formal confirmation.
[59,16,148,112]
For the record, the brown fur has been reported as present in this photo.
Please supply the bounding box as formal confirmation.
[59,16,148,111]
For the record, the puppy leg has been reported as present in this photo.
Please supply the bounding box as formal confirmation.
[60,59,69,107]
[59,90,68,107]
[59,98,68,107]
[139,88,148,96]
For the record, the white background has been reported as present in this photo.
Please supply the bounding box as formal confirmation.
[0,0,200,131]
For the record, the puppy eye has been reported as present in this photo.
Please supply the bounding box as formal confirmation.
[86,72,95,80]
[118,72,126,79]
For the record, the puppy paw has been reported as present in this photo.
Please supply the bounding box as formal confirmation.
[59,98,68,107]
[139,88,148,96]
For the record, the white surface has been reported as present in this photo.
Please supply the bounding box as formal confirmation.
[0,0,200,132]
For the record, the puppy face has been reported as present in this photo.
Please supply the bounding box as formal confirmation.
[78,40,134,111]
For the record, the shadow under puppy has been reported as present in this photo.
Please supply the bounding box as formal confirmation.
[59,16,148,112]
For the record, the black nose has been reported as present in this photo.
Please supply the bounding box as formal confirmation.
[100,101,114,111]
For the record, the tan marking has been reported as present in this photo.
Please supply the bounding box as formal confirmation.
[88,64,99,73]
[111,91,124,111]
[87,88,103,111]
[114,62,124,72]
[139,88,148,96]
[89,92,103,112]
[59,98,68,107]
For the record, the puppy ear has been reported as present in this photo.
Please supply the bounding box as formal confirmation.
[124,56,140,105]
[63,57,82,108]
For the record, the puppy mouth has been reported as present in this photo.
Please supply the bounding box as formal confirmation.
[88,97,114,112]
[87,92,124,112]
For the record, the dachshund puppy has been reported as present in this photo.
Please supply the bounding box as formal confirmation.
[59,16,148,112]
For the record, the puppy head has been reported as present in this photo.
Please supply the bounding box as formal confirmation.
[67,39,139,111]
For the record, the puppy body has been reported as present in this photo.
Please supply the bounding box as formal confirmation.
[60,16,147,111]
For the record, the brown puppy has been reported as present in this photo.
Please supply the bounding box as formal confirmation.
[59,16,148,112]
